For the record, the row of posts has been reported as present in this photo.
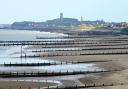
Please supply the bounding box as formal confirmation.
[20,51,128,58]
[4,60,110,66]
[0,83,123,89]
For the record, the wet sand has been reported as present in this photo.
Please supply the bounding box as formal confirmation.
[0,81,56,89]
[1,31,128,89]
[43,54,128,89]
[24,35,128,89]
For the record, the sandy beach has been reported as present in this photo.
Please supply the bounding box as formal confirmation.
[42,54,128,89]
[1,29,128,89]
[0,81,57,89]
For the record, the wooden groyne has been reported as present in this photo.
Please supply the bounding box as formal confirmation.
[36,35,128,40]
[0,69,118,78]
[0,42,110,46]
[41,43,128,48]
[4,60,111,67]
[36,36,98,39]
[21,51,128,58]
[32,47,128,52]
[0,39,128,47]
[4,62,54,67]
[0,40,125,43]
[0,42,128,46]
[0,82,126,89]
[44,83,126,89]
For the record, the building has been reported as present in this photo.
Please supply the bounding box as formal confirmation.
[60,13,63,22]
[11,13,107,29]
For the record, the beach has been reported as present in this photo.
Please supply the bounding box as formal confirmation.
[0,29,128,89]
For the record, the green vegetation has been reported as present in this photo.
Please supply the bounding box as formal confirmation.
[78,24,104,31]
[121,28,128,34]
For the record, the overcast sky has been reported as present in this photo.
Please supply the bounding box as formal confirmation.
[0,0,128,24]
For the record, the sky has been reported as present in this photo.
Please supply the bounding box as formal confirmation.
[0,0,128,24]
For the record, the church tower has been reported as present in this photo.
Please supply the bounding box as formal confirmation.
[60,13,63,22]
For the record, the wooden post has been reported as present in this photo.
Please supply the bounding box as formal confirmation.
[55,61,56,65]
[17,72,18,77]
[38,86,40,89]
[72,61,73,64]
[56,86,58,89]
[66,61,67,64]
[47,86,49,89]
[75,85,78,88]
[21,45,22,58]
[85,84,86,87]
[59,70,61,75]
[67,70,68,74]
[111,83,113,86]
[19,86,21,89]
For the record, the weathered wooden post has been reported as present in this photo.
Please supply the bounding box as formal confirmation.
[17,72,18,77]
[10,62,11,66]
[66,61,67,64]
[111,83,113,86]
[55,61,56,65]
[38,86,40,89]
[47,86,49,89]
[72,61,73,64]
[80,70,81,74]
[56,86,58,89]
[85,84,86,87]
[59,70,61,75]
[19,86,21,89]
[9,72,11,77]
[21,44,23,58]
[75,85,78,88]
[93,84,95,87]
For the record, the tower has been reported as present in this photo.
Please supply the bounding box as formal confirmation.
[81,16,83,23]
[60,13,63,22]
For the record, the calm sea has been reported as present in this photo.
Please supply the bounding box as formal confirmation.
[0,29,66,41]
